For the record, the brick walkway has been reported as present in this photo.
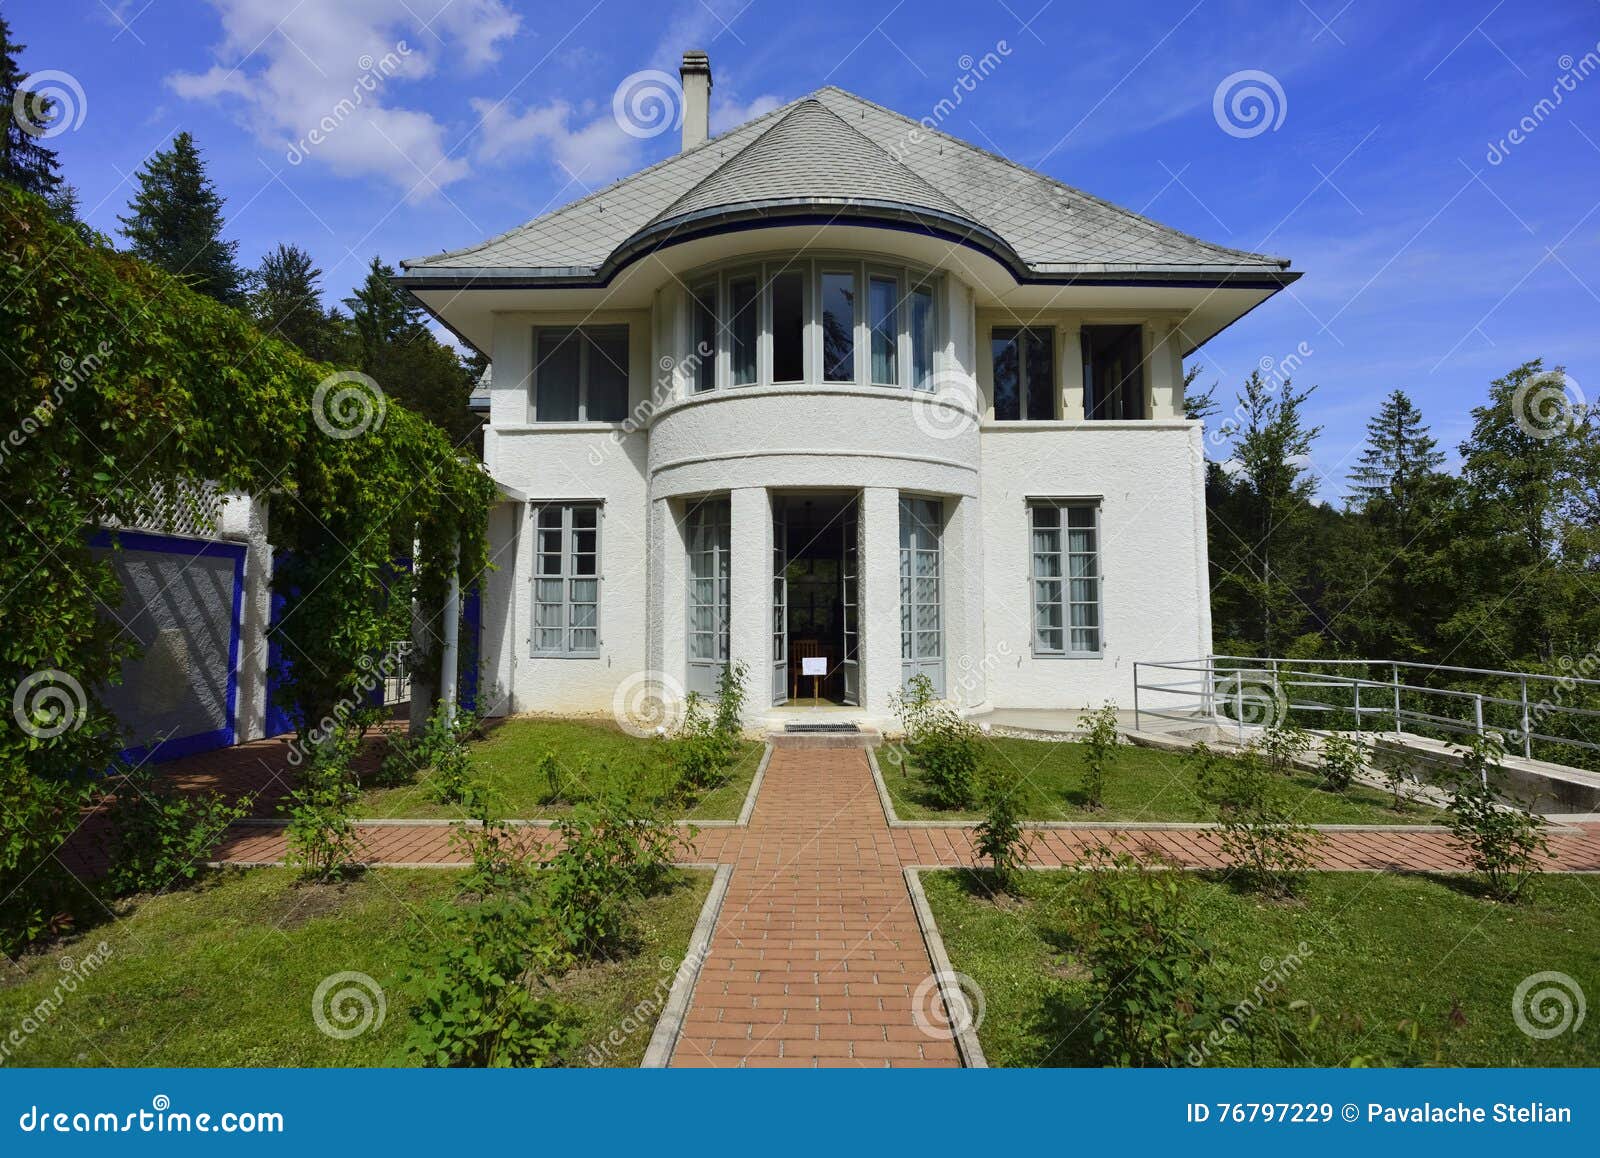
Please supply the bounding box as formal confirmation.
[200,742,1600,1068]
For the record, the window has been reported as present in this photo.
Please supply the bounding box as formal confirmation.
[533,503,601,656]
[991,326,1055,420]
[534,327,629,421]
[1082,324,1146,420]
[910,286,935,390]
[1030,502,1100,655]
[691,285,717,393]
[869,275,898,385]
[771,270,805,382]
[685,499,730,694]
[729,276,758,386]
[821,270,856,382]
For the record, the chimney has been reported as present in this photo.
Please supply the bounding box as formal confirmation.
[679,50,712,151]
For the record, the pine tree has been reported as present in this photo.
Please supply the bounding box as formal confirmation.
[118,131,245,304]
[0,15,77,225]
[343,255,427,360]
[249,243,350,363]
[1208,371,1323,654]
[1349,390,1445,532]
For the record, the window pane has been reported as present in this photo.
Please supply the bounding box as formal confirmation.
[1083,324,1145,420]
[821,271,856,382]
[692,285,717,392]
[771,271,804,382]
[586,330,628,420]
[730,278,758,386]
[571,506,598,529]
[535,331,580,421]
[570,628,598,652]
[911,287,934,391]
[1025,328,1055,419]
[992,329,1020,420]
[869,276,898,384]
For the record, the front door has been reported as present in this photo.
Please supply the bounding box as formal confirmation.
[899,496,945,696]
[771,499,788,705]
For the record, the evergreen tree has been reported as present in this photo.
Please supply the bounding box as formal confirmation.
[249,243,350,363]
[1349,390,1445,529]
[118,131,245,304]
[1208,371,1323,654]
[343,255,427,359]
[0,15,78,225]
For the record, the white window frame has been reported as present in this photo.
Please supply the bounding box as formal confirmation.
[531,502,603,658]
[1028,499,1103,658]
[531,325,631,422]
[866,267,902,387]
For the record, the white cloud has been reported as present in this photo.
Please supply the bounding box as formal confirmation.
[711,94,782,135]
[469,97,641,186]
[168,0,520,199]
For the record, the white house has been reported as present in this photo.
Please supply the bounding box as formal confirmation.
[398,53,1298,729]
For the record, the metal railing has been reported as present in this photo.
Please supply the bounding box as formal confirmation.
[1131,654,1600,765]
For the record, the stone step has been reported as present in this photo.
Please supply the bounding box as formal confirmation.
[765,727,881,749]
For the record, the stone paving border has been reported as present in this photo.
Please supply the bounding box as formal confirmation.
[642,863,735,1068]
[864,744,1585,835]
[901,867,986,1069]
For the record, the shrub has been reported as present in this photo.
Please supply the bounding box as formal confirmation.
[917,711,982,810]
[1375,750,1418,811]
[1253,719,1312,774]
[537,749,565,806]
[401,894,575,1067]
[713,660,749,742]
[0,765,96,953]
[1077,700,1121,810]
[973,773,1030,891]
[453,812,536,898]
[890,672,939,745]
[283,730,362,880]
[1190,744,1320,897]
[1445,735,1549,902]
[1318,732,1367,793]
[103,765,250,895]
[543,800,684,959]
[412,705,482,808]
[668,693,723,793]
[1072,848,1221,1066]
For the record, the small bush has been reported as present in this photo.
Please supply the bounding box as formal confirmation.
[543,800,684,959]
[890,672,939,746]
[890,675,982,809]
[1071,848,1221,1066]
[1375,750,1418,811]
[104,765,250,895]
[401,894,575,1067]
[1,766,95,953]
[1253,720,1312,774]
[1077,700,1121,810]
[283,730,362,880]
[973,772,1030,891]
[668,692,723,794]
[536,749,565,805]
[1445,735,1549,902]
[1318,732,1367,792]
[713,660,749,742]
[1190,744,1320,897]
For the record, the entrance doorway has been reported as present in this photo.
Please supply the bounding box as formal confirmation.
[772,493,859,706]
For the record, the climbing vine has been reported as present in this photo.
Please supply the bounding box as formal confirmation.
[0,186,495,947]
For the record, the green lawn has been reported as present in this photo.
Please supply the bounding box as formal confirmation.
[884,736,1443,825]
[923,868,1600,1066]
[356,718,764,821]
[0,867,710,1068]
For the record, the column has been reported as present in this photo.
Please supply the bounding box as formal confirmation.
[943,494,989,713]
[1061,323,1085,422]
[859,486,903,719]
[728,486,772,720]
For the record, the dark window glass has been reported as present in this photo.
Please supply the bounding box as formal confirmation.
[991,329,1021,420]
[1025,328,1055,420]
[869,276,898,385]
[771,272,804,382]
[586,330,628,421]
[730,277,758,385]
[821,271,856,382]
[1082,324,1146,420]
[692,285,717,392]
[535,330,580,421]
[911,287,934,390]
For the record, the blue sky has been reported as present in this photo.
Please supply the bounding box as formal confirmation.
[15,0,1600,496]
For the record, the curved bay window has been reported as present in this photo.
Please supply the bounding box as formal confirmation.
[678,255,941,393]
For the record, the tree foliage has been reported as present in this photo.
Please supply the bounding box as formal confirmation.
[117,131,247,305]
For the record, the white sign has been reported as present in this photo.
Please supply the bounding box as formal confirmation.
[801,657,828,677]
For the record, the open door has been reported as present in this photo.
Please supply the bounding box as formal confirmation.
[840,500,859,705]
[771,499,788,705]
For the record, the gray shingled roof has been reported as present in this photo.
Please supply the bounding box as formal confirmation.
[400,85,1289,280]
